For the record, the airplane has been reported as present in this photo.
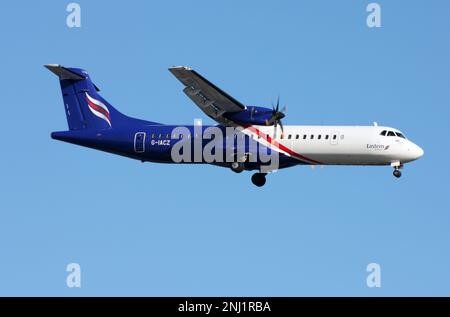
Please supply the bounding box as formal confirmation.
[45,64,424,187]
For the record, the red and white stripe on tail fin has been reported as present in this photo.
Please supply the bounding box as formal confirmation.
[86,92,112,127]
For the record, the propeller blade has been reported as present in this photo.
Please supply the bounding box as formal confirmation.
[267,96,287,134]
[265,117,274,126]
[273,122,278,140]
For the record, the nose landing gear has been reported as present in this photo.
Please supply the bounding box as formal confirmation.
[251,173,267,187]
[393,169,402,178]
[391,161,403,178]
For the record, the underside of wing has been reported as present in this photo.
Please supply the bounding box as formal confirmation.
[169,66,246,126]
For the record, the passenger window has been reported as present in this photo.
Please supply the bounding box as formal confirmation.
[151,133,155,138]
[333,135,337,140]
[380,130,387,136]
[318,135,321,140]
[296,134,299,139]
[310,135,314,140]
[303,135,307,140]
[158,134,162,138]
[387,131,396,137]
[325,135,329,140]
[166,134,170,138]
[288,134,292,139]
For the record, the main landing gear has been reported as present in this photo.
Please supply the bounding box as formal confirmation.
[231,162,245,173]
[393,169,402,178]
[231,154,250,173]
[251,173,267,187]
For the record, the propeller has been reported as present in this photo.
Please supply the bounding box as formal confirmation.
[265,96,287,139]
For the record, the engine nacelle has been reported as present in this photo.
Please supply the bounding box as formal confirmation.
[223,106,274,126]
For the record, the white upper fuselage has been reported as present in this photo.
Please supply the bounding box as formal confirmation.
[245,125,424,166]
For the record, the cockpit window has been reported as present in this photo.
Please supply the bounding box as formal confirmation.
[381,130,406,138]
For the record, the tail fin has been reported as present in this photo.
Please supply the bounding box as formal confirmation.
[45,64,127,130]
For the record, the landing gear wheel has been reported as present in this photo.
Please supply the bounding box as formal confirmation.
[393,169,402,178]
[231,162,245,173]
[251,173,266,187]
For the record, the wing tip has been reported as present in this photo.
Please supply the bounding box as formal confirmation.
[168,65,192,71]
[44,64,61,70]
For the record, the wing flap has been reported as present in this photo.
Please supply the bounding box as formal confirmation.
[183,86,227,118]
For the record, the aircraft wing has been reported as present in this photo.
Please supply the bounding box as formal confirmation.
[169,66,246,125]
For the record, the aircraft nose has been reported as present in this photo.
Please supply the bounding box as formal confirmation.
[410,143,424,160]
[416,145,424,158]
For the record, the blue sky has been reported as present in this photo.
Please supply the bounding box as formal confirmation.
[0,0,449,296]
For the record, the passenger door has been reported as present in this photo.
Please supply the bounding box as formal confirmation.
[134,132,146,153]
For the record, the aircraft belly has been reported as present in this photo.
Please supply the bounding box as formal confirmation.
[292,143,392,165]
[305,153,391,165]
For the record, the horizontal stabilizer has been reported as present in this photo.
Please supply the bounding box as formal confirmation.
[44,64,86,81]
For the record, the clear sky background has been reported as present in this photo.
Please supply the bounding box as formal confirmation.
[0,0,449,296]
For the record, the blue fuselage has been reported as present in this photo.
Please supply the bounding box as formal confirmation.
[51,124,299,170]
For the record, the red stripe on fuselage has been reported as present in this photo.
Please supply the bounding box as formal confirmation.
[243,125,323,165]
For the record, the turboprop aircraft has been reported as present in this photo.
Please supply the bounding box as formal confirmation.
[46,65,423,187]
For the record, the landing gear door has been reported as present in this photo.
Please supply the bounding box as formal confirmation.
[134,132,146,153]
[330,131,339,145]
